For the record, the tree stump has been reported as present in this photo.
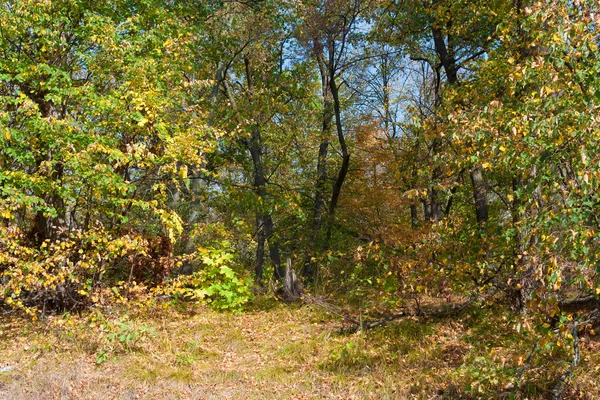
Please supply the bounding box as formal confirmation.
[276,258,303,302]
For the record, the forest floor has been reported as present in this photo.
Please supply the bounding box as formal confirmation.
[1,296,599,399]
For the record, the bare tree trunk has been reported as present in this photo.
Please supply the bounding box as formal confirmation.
[284,258,302,300]
[255,216,266,281]
[303,139,330,280]
[411,201,419,228]
[422,198,432,222]
[313,140,329,237]
[430,185,443,221]
[220,57,284,282]
[303,56,333,280]
[325,44,350,244]
[248,128,284,281]
[30,98,64,245]
[263,214,283,280]
[516,165,544,312]
[511,176,529,313]
[431,14,490,226]
[277,258,303,301]
[470,166,489,224]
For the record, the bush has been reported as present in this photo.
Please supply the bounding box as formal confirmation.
[162,242,253,310]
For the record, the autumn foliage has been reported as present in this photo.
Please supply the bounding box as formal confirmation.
[1,0,600,397]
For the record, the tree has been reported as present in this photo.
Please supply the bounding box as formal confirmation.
[445,0,600,313]
[296,0,373,280]
[0,0,214,313]
[378,0,511,225]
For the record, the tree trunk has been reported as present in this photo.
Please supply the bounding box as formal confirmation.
[30,98,64,245]
[255,216,266,281]
[263,213,283,280]
[230,57,283,282]
[430,186,443,221]
[303,58,333,280]
[248,128,284,281]
[511,176,529,313]
[422,198,432,222]
[303,139,330,280]
[277,258,303,301]
[431,14,490,226]
[410,201,419,228]
[470,166,489,224]
[325,44,350,244]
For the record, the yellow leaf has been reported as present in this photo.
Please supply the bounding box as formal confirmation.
[552,33,562,43]
[178,165,188,179]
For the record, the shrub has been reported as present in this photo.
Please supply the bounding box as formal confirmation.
[162,242,253,310]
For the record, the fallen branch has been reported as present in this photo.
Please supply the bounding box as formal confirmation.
[302,295,360,326]
[305,294,477,334]
[552,322,582,399]
[558,296,599,314]
[552,310,600,399]
[507,339,539,395]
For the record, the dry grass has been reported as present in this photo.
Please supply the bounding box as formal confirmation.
[0,297,599,399]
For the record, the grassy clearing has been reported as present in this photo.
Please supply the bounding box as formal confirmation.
[0,297,599,399]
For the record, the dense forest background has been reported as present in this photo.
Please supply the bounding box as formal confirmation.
[1,0,600,398]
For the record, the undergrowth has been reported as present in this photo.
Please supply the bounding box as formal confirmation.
[1,295,598,399]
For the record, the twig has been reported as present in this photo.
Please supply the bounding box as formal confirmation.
[551,310,600,400]
[552,322,582,399]
[512,339,539,391]
[551,309,600,399]
[302,295,359,326]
